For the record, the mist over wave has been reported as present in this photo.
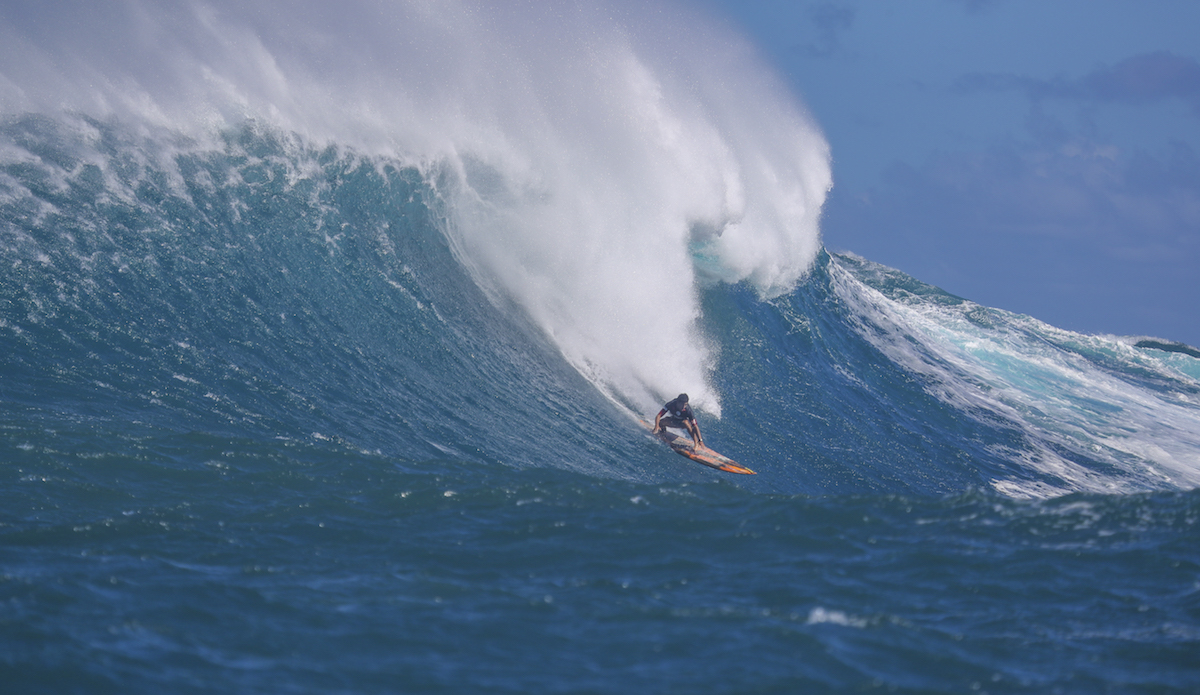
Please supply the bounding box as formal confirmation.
[0,0,831,414]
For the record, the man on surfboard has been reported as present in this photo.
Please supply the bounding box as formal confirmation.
[652,393,705,449]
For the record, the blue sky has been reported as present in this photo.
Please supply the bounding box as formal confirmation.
[703,0,1200,347]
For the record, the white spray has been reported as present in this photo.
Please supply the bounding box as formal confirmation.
[0,0,832,415]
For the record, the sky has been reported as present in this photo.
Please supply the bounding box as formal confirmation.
[702,0,1200,347]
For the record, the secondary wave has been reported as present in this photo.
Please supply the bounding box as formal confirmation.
[830,254,1200,496]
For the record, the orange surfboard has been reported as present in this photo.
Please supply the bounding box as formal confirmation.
[640,420,756,475]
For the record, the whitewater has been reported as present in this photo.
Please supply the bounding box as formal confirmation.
[2,2,1198,693]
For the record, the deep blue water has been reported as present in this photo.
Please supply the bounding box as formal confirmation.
[2,113,1199,694]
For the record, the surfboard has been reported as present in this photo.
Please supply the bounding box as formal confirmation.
[640,419,756,475]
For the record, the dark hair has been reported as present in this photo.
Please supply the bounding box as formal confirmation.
[677,393,689,403]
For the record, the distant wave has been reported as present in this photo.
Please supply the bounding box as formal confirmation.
[831,253,1200,496]
[1135,339,1200,359]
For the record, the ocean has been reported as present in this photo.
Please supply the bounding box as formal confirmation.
[2,2,1199,693]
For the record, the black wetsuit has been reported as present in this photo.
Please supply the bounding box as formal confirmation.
[658,396,696,430]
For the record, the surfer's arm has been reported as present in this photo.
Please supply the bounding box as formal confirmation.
[652,409,666,433]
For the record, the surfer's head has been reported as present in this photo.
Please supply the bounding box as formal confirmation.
[677,393,688,403]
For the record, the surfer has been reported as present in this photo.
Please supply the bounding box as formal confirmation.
[652,393,705,449]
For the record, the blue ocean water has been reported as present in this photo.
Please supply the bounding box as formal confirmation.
[3,3,1200,693]
[3,113,1199,695]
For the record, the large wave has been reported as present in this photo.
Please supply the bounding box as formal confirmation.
[4,1,1198,500]
[0,0,831,415]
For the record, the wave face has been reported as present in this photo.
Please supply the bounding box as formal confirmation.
[5,116,1196,497]
[3,2,1200,693]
